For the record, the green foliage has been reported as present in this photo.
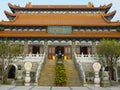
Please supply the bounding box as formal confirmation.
[97,39,120,81]
[0,41,21,83]
[30,72,36,82]
[0,41,21,58]
[55,57,67,86]
[97,39,120,61]
[10,45,21,56]
[117,66,120,77]
[88,72,94,77]
[2,81,11,85]
[0,72,1,75]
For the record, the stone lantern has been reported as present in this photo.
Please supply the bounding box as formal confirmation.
[24,62,32,86]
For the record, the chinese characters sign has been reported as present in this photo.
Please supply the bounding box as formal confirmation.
[48,26,72,34]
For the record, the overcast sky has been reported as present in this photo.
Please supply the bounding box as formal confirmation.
[0,0,120,21]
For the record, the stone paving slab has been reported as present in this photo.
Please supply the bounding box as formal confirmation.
[52,87,70,90]
[107,86,120,90]
[11,86,33,90]
[87,86,109,90]
[0,85,16,90]
[31,86,51,90]
[0,85,120,90]
[71,87,90,90]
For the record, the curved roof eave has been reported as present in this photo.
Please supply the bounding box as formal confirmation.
[4,10,16,20]
[1,12,120,27]
[103,10,116,20]
[8,3,112,13]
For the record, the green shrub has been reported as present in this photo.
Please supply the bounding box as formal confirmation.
[2,81,11,85]
[55,57,67,86]
[30,72,35,82]
[117,66,120,77]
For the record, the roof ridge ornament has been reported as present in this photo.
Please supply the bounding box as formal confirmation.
[88,2,94,7]
[25,2,32,8]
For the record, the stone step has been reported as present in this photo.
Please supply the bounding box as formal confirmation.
[38,59,82,86]
[64,60,82,86]
[38,60,56,86]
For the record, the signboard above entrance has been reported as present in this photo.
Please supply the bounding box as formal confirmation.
[48,26,72,34]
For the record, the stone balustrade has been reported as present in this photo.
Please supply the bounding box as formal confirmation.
[16,53,45,62]
[75,53,98,63]
[75,53,120,63]
[35,53,46,85]
[74,52,86,86]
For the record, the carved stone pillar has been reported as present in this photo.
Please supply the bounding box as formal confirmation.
[24,40,28,55]
[72,40,75,59]
[92,41,96,55]
[44,40,48,59]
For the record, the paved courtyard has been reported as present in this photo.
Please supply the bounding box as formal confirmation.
[0,85,120,90]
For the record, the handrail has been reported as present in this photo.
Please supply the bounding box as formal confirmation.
[35,53,45,85]
[74,52,86,86]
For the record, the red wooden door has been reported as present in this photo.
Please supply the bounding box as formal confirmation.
[64,46,72,59]
[48,46,55,59]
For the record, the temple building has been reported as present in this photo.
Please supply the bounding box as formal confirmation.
[0,2,120,85]
[0,2,120,59]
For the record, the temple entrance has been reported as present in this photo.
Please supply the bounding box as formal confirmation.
[28,45,44,54]
[48,45,72,59]
[32,45,40,54]
[55,46,64,59]
[80,46,88,54]
[55,46,64,55]
[76,46,92,55]
[8,65,16,79]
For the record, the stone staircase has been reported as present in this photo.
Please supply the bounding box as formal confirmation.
[38,60,56,86]
[64,60,82,86]
[38,59,82,86]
